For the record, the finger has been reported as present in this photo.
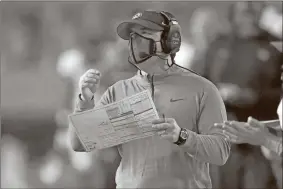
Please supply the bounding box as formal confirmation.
[85,73,100,79]
[212,123,227,134]
[81,83,89,88]
[87,73,101,79]
[152,123,171,130]
[223,131,240,143]
[84,78,98,84]
[152,118,166,124]
[228,121,251,132]
[228,138,239,144]
[214,122,230,133]
[86,75,100,81]
[159,133,173,141]
[87,69,101,76]
[247,117,263,129]
[214,123,226,128]
[157,130,166,135]
[81,83,94,89]
[222,123,240,136]
[164,118,175,123]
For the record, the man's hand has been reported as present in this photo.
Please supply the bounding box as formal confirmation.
[152,118,181,143]
[79,69,101,101]
[214,117,269,146]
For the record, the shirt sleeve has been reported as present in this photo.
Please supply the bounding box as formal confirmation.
[181,81,231,165]
[73,87,112,113]
[264,134,283,157]
[69,86,117,152]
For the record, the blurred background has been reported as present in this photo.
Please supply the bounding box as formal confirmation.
[1,1,282,188]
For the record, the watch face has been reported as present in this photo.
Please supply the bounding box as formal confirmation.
[180,129,188,139]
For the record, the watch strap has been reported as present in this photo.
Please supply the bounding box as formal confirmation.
[79,93,94,101]
[174,128,187,146]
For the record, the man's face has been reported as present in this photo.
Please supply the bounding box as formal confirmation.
[129,26,162,59]
[128,26,167,74]
[130,32,153,61]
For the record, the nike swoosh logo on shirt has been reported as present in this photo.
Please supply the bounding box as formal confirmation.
[170,98,185,102]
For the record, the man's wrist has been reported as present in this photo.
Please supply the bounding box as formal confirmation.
[174,128,189,146]
[76,93,95,112]
[178,129,198,156]
[79,93,94,102]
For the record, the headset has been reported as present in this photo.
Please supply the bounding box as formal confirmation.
[159,11,200,75]
[129,10,200,76]
[159,11,182,55]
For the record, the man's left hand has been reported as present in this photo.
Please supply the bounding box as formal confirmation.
[152,118,181,143]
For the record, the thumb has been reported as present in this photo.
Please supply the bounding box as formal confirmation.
[247,117,264,128]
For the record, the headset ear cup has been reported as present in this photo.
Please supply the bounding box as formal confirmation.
[159,11,181,54]
[166,24,181,54]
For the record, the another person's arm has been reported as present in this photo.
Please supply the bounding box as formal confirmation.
[262,133,282,157]
[250,118,282,157]
[180,83,231,166]
[215,118,282,157]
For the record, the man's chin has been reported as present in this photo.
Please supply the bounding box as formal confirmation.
[131,56,169,75]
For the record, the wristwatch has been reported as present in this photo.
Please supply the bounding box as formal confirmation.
[79,93,94,101]
[174,128,189,146]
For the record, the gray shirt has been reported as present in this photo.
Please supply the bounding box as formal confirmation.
[74,68,230,188]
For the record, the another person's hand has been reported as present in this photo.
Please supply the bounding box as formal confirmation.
[152,118,181,143]
[214,117,269,146]
[79,69,101,101]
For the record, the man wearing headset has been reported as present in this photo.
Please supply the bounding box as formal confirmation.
[68,10,230,188]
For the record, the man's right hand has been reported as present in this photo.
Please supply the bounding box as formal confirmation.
[79,69,101,101]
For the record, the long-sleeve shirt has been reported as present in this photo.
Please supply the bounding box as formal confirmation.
[72,68,230,188]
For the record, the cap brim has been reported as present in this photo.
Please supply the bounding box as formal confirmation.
[117,20,164,40]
